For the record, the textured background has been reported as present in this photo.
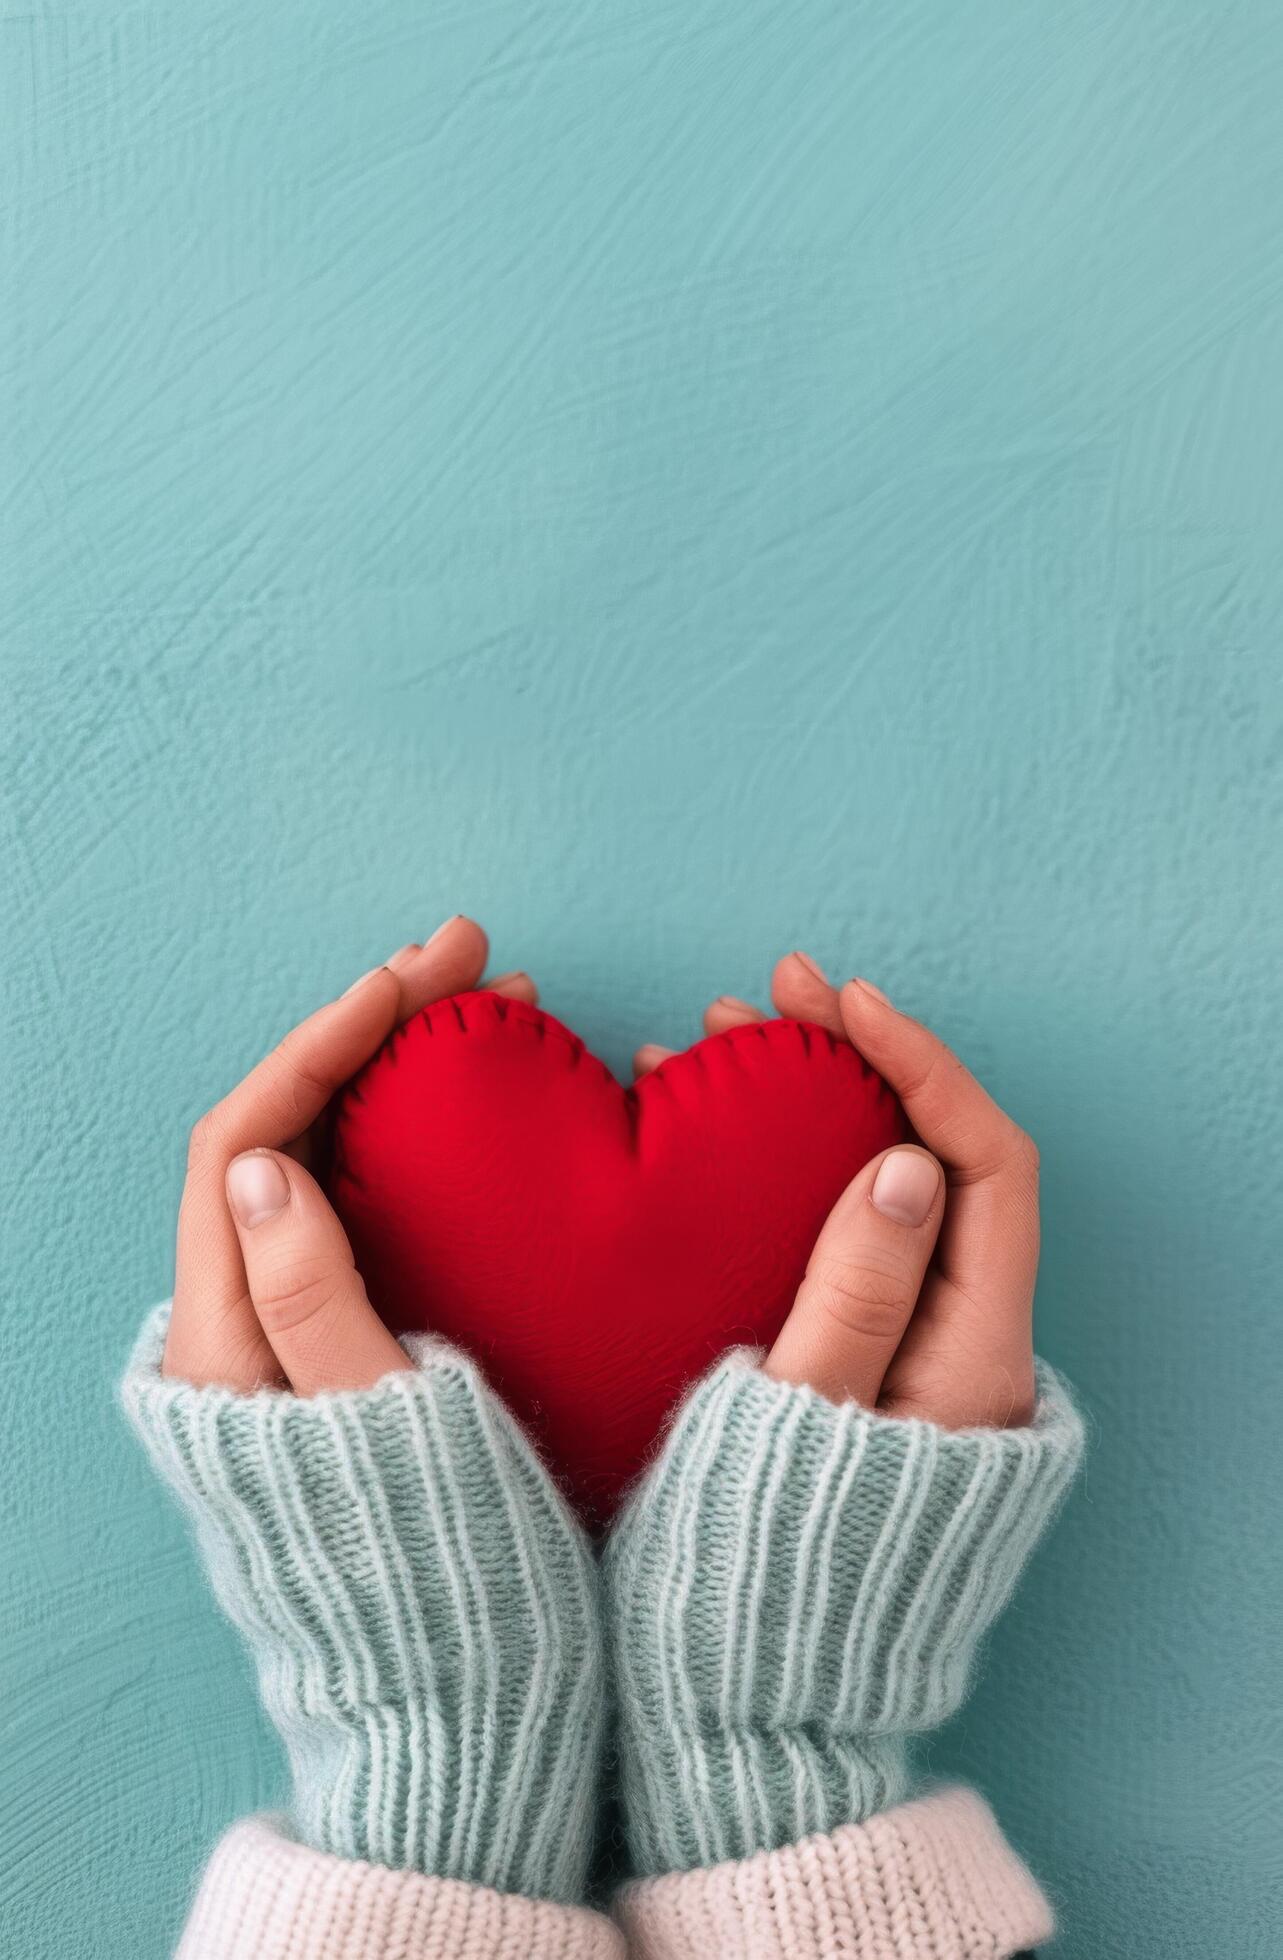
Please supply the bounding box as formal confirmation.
[3,4,1281,1955]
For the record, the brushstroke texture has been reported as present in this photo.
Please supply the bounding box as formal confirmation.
[1,2,1280,1955]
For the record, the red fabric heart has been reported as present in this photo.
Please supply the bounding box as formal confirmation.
[328,990,905,1519]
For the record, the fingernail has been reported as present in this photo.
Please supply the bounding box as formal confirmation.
[342,965,385,996]
[871,1149,939,1226]
[853,977,892,1006]
[227,1152,291,1229]
[792,951,828,982]
[716,995,755,1011]
[424,915,465,949]
[488,969,528,987]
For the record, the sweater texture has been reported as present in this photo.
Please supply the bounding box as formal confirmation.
[123,1302,1082,1957]
[603,1348,1084,1876]
[121,1303,604,1904]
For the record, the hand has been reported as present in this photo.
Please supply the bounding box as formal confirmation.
[165,916,536,1394]
[636,956,1039,1428]
[611,961,1075,1888]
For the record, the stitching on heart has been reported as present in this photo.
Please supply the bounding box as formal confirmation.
[362,989,894,1110]
[419,991,617,1090]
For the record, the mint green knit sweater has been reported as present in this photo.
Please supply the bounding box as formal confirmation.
[123,1305,1083,1911]
[603,1348,1083,1877]
[122,1304,605,1904]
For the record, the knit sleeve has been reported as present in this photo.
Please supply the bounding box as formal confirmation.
[603,1348,1084,1880]
[121,1301,605,1909]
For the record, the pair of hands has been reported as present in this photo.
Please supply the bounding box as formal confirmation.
[164,916,1041,1431]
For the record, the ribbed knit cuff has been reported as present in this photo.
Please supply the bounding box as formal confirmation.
[177,1816,627,1959]
[614,1785,1053,1960]
[122,1303,604,1904]
[605,1350,1083,1876]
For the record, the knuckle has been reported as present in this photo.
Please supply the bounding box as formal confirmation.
[1004,1126,1041,1185]
[251,1256,341,1336]
[253,1072,310,1140]
[898,1046,947,1105]
[809,1251,919,1342]
[276,1029,334,1105]
[186,1107,229,1170]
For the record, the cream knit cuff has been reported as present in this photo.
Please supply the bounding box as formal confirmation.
[177,1815,626,1960]
[615,1784,1054,1960]
[175,1786,1051,1960]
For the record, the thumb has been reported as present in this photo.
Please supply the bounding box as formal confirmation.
[225,1150,411,1396]
[765,1145,945,1406]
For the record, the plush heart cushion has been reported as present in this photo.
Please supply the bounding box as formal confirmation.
[328,990,905,1519]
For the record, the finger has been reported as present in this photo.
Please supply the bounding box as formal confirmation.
[196,916,486,1169]
[167,966,403,1388]
[770,952,845,1035]
[385,941,422,972]
[486,969,539,1004]
[226,1150,412,1395]
[385,915,489,1021]
[283,935,447,1154]
[633,1043,676,1078]
[835,981,1040,1428]
[167,916,486,1388]
[765,1145,944,1406]
[703,996,765,1035]
[876,1160,1041,1429]
[837,981,1032,1180]
[287,928,490,1178]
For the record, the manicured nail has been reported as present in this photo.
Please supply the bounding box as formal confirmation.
[871,1149,939,1226]
[792,951,828,982]
[227,1152,291,1228]
[424,914,465,949]
[342,965,385,996]
[853,977,892,1006]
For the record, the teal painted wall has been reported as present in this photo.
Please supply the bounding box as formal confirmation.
[3,4,1280,1953]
